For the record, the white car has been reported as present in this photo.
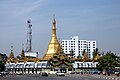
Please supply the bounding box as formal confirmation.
[56,72,65,76]
[16,72,23,75]
[115,71,119,75]
[1,71,9,75]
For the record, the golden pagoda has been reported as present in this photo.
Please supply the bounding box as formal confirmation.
[43,15,63,60]
[6,46,17,63]
[9,46,14,59]
[18,45,26,62]
[21,47,25,59]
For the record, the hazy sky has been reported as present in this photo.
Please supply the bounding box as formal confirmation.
[0,0,120,57]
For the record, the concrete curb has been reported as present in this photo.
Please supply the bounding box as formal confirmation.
[99,76,120,80]
[91,74,120,80]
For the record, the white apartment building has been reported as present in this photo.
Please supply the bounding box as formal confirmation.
[62,36,96,59]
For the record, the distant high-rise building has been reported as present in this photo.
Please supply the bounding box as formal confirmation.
[62,36,96,59]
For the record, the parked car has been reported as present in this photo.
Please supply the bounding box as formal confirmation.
[70,71,80,74]
[93,71,98,74]
[114,70,120,76]
[41,72,48,76]
[115,71,119,74]
[56,72,65,76]
[1,71,9,75]
[16,72,23,75]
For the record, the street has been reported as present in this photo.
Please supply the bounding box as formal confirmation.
[1,74,108,80]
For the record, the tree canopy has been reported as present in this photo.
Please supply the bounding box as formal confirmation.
[97,51,118,71]
[0,61,5,71]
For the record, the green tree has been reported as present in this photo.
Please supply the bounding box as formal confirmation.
[97,51,118,72]
[93,48,99,59]
[0,61,5,71]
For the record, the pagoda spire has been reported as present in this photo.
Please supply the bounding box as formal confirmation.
[43,16,63,60]
[21,44,25,59]
[9,46,14,59]
[52,14,57,40]
[11,46,13,52]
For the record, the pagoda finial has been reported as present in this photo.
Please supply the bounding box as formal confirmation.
[21,44,25,59]
[53,14,55,18]
[22,43,24,50]
[53,14,56,24]
[11,45,13,52]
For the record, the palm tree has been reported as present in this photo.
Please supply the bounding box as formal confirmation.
[82,49,89,62]
[93,48,98,58]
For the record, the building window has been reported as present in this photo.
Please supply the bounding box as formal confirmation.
[89,44,90,46]
[89,54,91,58]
